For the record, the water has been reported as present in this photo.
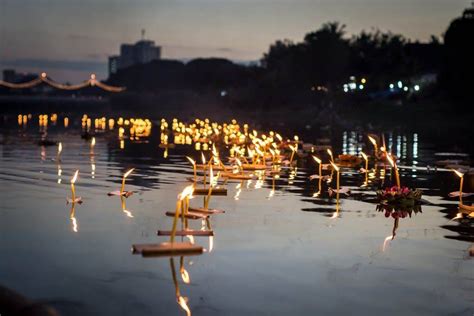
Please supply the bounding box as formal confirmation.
[0,115,473,316]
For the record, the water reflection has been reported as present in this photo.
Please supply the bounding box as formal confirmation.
[69,203,78,233]
[1,113,473,315]
[377,204,422,251]
[170,257,192,316]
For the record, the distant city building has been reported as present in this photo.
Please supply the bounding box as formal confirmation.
[108,30,161,75]
[2,69,38,82]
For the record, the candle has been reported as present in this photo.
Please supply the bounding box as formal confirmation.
[361,151,368,186]
[170,185,194,243]
[386,154,400,188]
[452,169,464,204]
[201,152,207,187]
[330,161,340,204]
[289,144,297,164]
[312,155,323,197]
[368,136,378,156]
[121,168,135,194]
[186,156,197,182]
[204,166,214,209]
[327,148,334,163]
[70,170,79,202]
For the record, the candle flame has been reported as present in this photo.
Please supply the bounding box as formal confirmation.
[361,152,368,161]
[123,168,135,178]
[235,158,242,167]
[91,137,96,147]
[368,136,377,146]
[58,142,62,154]
[212,143,218,157]
[186,156,196,166]
[71,170,79,184]
[201,152,206,165]
[312,155,321,164]
[452,169,464,178]
[327,149,334,162]
[330,161,339,172]
[180,268,191,284]
[177,296,191,316]
[186,235,195,245]
[179,185,195,200]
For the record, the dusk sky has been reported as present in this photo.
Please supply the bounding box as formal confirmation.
[0,0,469,82]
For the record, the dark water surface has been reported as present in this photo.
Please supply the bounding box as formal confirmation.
[0,114,473,316]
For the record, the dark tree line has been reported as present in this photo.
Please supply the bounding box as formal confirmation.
[108,8,473,108]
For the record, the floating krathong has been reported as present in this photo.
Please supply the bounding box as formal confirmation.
[133,186,203,257]
[376,186,422,206]
[66,170,82,204]
[108,168,135,197]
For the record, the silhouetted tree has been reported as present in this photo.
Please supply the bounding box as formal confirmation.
[303,22,350,87]
[441,6,474,104]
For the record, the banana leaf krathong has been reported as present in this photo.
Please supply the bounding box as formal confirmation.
[376,186,422,206]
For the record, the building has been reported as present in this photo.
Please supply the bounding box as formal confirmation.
[108,35,161,75]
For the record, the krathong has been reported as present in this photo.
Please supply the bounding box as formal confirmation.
[108,168,135,197]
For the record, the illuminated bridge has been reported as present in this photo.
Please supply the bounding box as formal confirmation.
[0,73,125,93]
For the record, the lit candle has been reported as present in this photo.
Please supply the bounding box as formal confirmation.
[386,154,400,188]
[204,166,214,209]
[312,155,322,175]
[327,148,334,163]
[368,136,378,156]
[289,144,297,164]
[361,151,368,186]
[170,185,194,243]
[121,168,135,194]
[330,161,340,204]
[70,170,79,203]
[452,169,464,204]
[201,152,207,187]
[186,156,197,182]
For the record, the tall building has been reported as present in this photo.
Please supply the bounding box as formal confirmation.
[108,34,161,75]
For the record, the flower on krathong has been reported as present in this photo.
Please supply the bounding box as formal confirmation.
[377,186,422,205]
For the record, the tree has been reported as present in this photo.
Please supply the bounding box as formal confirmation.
[441,7,474,103]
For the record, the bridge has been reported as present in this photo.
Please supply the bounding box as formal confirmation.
[0,73,125,92]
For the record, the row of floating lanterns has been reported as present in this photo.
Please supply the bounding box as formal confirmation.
[17,113,472,315]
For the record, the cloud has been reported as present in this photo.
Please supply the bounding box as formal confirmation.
[216,47,233,52]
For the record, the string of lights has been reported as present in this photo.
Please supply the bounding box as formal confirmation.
[0,73,126,92]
